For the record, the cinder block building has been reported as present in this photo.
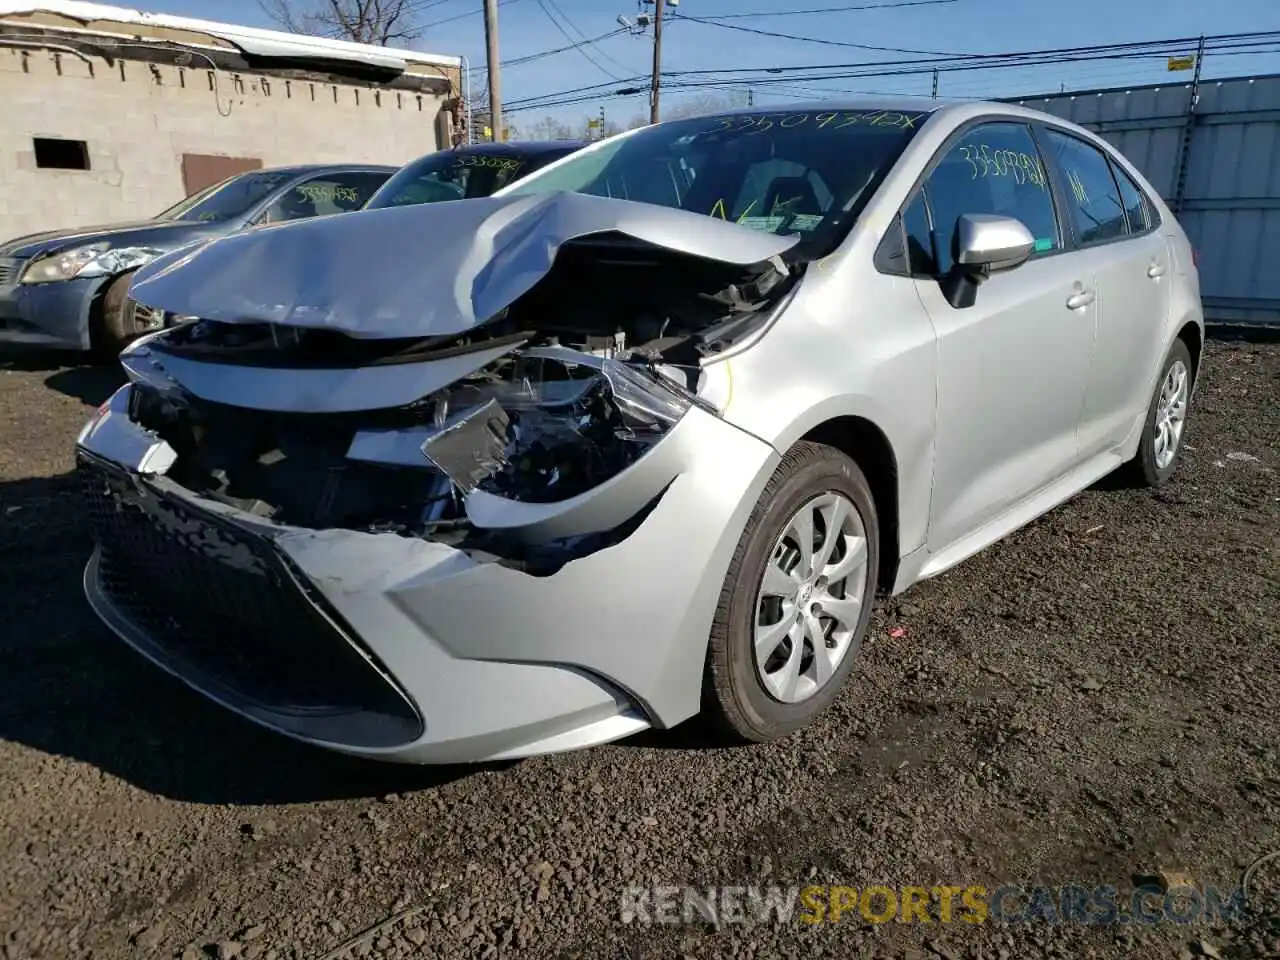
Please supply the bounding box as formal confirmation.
[0,0,464,237]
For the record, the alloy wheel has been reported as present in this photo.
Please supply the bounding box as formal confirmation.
[753,491,869,704]
[1154,359,1189,470]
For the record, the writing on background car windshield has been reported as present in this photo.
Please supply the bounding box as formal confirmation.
[706,110,926,135]
[454,155,523,172]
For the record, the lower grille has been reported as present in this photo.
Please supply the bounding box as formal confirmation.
[78,454,422,748]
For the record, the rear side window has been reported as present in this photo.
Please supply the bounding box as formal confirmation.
[1110,160,1152,233]
[1042,129,1129,245]
[923,122,1060,275]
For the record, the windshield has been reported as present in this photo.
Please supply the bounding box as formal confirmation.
[156,171,299,223]
[364,150,536,209]
[501,108,928,259]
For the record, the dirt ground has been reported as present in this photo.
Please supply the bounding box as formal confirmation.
[0,339,1276,960]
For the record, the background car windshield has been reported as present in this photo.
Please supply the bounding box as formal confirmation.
[156,171,298,223]
[500,109,927,258]
[365,151,529,208]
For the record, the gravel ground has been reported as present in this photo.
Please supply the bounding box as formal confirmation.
[0,339,1276,960]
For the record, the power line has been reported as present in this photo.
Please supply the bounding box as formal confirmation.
[474,28,629,73]
[542,0,639,76]
[671,11,958,56]
[501,30,1280,112]
[533,0,628,81]
[659,29,1280,77]
[419,0,525,30]
[697,0,958,20]
[402,0,469,13]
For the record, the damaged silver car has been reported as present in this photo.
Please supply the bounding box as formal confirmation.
[76,97,1204,762]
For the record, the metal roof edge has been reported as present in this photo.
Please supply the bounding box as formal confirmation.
[1002,71,1280,104]
[0,0,462,70]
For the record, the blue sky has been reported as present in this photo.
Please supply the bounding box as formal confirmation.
[140,0,1280,129]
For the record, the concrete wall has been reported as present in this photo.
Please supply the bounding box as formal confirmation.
[0,46,449,238]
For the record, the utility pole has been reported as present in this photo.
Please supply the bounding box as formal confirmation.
[931,68,938,99]
[747,87,754,107]
[483,0,502,141]
[648,0,665,124]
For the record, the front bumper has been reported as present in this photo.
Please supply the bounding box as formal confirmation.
[0,273,102,351]
[77,383,780,763]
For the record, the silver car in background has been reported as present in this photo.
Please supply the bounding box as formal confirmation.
[0,165,392,356]
[76,96,1203,763]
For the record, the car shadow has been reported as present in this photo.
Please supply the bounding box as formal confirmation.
[0,345,125,407]
[43,365,125,407]
[0,471,491,805]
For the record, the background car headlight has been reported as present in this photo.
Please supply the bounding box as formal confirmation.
[19,244,109,283]
[20,245,162,284]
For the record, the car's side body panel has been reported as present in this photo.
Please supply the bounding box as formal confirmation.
[709,250,939,563]
[917,254,1097,551]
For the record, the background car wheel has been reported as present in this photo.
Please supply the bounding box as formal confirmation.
[1124,338,1194,488]
[94,271,153,359]
[703,441,879,743]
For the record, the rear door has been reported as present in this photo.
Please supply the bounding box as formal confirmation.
[1038,128,1171,458]
[907,120,1098,552]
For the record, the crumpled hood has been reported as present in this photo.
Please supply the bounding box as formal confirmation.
[128,191,799,340]
[0,219,223,261]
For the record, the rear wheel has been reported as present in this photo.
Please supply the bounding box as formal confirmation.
[703,442,879,742]
[1124,338,1193,487]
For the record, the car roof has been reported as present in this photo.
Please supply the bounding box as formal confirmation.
[695,95,1101,143]
[453,140,588,157]
[240,163,399,178]
[704,94,954,119]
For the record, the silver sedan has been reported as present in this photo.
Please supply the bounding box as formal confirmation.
[76,96,1203,762]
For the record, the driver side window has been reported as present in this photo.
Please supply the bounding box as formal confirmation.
[923,122,1060,275]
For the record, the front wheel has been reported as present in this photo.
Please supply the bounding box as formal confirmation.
[703,442,879,743]
[95,270,157,360]
[1124,338,1194,487]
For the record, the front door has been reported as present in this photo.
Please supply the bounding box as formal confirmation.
[907,120,1097,552]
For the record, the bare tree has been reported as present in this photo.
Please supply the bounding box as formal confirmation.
[662,91,748,121]
[526,115,575,141]
[623,92,745,130]
[258,0,422,45]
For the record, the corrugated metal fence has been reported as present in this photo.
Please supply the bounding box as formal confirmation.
[1009,73,1280,327]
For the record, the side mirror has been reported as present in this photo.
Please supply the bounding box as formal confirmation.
[955,213,1035,273]
[940,213,1036,309]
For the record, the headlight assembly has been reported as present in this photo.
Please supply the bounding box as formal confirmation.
[20,244,163,284]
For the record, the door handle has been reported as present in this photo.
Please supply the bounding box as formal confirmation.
[1148,263,1166,279]
[1066,289,1095,310]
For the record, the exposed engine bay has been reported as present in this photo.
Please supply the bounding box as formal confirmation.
[121,239,798,573]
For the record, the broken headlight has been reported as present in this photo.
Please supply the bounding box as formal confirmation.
[419,354,691,504]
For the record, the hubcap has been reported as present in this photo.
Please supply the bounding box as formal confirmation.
[1153,359,1189,470]
[753,492,869,704]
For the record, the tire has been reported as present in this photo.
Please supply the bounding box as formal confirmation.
[703,441,879,743]
[1123,338,1194,488]
[94,270,147,360]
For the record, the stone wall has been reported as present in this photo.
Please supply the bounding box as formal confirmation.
[0,46,450,236]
